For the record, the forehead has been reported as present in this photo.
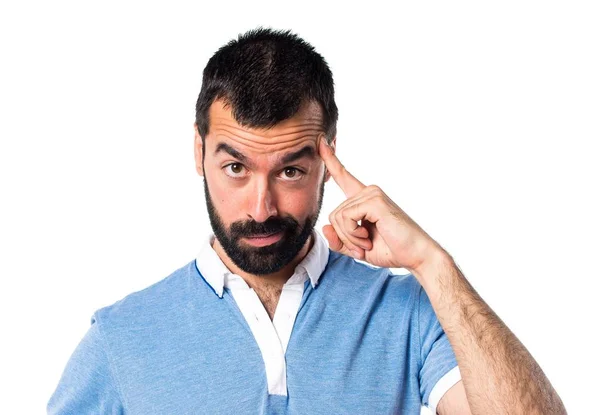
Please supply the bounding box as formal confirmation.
[207,99,324,155]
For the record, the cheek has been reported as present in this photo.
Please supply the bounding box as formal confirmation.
[205,173,239,219]
[276,178,323,216]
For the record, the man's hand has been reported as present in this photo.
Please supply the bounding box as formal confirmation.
[318,137,445,274]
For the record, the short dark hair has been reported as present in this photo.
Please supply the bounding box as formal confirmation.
[195,27,338,144]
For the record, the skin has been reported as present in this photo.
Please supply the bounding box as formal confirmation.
[194,99,333,319]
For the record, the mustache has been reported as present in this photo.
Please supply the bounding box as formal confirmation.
[229,216,300,238]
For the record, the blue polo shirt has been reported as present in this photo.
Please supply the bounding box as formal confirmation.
[48,250,460,414]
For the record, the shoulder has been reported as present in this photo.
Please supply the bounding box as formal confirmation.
[323,250,422,301]
[47,262,196,413]
[92,260,196,330]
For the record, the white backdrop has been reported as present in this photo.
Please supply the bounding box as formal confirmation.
[1,1,598,413]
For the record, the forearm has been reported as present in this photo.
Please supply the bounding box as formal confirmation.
[412,251,567,415]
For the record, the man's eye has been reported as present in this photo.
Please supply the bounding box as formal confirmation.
[280,167,305,181]
[224,163,247,177]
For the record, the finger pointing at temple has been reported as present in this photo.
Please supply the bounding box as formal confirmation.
[318,137,366,198]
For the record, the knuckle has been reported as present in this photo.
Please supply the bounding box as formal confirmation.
[367,184,381,193]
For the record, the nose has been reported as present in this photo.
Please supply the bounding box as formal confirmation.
[246,176,278,223]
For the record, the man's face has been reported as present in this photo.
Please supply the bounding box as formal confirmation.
[194,99,333,275]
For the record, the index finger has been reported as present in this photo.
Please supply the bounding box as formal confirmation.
[318,136,366,198]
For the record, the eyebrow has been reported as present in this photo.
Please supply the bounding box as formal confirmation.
[214,143,248,163]
[214,143,316,165]
[280,145,316,164]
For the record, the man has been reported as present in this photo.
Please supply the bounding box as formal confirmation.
[48,28,566,414]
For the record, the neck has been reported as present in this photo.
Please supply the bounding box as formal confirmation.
[212,233,314,290]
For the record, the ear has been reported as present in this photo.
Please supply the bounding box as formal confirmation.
[193,123,204,177]
[324,136,337,182]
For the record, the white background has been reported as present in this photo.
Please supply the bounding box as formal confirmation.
[1,1,598,413]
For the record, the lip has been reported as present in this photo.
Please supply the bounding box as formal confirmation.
[242,231,283,247]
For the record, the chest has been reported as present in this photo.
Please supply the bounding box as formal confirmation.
[111,290,419,414]
[253,284,282,320]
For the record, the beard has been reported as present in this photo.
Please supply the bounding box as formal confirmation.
[203,175,325,275]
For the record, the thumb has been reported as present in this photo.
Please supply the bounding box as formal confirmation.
[322,224,345,253]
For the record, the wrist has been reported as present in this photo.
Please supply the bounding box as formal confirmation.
[410,248,456,294]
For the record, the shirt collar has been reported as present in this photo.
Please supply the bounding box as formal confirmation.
[195,230,329,298]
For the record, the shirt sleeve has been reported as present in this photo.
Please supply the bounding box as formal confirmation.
[417,285,462,413]
[47,314,125,415]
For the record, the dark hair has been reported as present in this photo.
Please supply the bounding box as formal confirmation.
[195,27,338,144]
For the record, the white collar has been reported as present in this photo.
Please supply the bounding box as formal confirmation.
[195,230,329,298]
